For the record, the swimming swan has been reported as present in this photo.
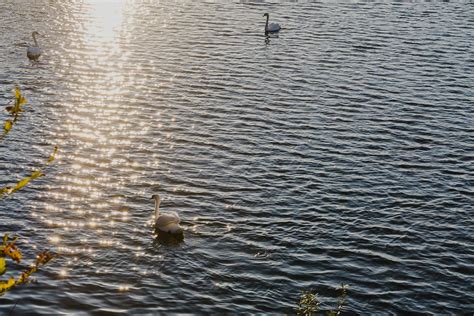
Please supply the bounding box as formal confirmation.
[263,13,281,34]
[27,31,42,61]
[151,194,184,241]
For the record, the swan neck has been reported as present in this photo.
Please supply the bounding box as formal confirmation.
[32,33,39,47]
[265,15,269,32]
[154,198,161,219]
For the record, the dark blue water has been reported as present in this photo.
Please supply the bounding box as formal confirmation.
[1,1,473,314]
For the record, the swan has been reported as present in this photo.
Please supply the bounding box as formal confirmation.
[27,31,42,61]
[263,13,281,34]
[151,194,184,241]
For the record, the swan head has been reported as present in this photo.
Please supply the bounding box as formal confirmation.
[263,13,269,17]
[150,194,161,203]
[32,31,40,37]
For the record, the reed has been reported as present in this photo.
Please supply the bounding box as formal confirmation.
[296,284,348,316]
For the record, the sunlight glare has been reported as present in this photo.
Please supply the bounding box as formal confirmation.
[84,0,126,45]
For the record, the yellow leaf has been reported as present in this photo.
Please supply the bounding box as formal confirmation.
[3,240,21,263]
[3,120,12,134]
[0,277,15,293]
[19,96,27,106]
[10,177,32,194]
[31,170,44,179]
[0,258,5,275]
[48,146,58,163]
[10,87,26,117]
[0,187,12,196]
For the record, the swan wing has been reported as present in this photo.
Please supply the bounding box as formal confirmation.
[267,23,281,32]
[156,212,181,232]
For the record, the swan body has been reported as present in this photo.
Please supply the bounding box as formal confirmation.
[263,13,281,34]
[152,194,184,241]
[27,31,42,61]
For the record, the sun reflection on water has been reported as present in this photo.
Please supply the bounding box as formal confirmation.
[83,0,126,47]
[32,0,159,283]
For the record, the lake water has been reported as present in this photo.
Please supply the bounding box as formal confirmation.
[0,1,472,314]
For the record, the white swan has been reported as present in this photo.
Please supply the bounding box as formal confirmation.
[263,13,281,34]
[151,194,184,241]
[27,31,42,61]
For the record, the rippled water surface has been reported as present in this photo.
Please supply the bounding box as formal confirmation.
[1,1,473,314]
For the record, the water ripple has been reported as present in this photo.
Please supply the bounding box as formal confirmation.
[1,1,473,314]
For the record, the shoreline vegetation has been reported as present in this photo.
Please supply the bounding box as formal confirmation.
[1,87,58,298]
[0,234,56,296]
